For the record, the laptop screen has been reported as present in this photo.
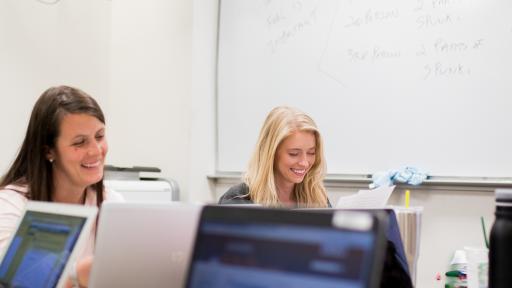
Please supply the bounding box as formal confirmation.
[186,206,386,288]
[0,210,87,288]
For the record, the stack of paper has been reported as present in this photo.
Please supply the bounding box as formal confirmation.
[336,186,395,209]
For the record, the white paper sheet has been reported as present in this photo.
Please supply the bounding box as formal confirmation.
[336,185,395,209]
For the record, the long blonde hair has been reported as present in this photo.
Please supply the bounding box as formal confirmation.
[243,106,328,207]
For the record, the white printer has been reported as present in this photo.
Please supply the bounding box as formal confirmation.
[103,166,179,202]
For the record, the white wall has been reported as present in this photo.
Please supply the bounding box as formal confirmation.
[107,0,200,201]
[187,0,219,202]
[0,0,110,173]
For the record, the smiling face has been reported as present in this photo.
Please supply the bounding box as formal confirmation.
[47,113,107,191]
[274,130,316,190]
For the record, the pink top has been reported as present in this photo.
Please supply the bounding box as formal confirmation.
[0,184,124,258]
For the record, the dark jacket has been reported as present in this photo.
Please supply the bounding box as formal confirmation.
[218,183,252,204]
[218,182,333,207]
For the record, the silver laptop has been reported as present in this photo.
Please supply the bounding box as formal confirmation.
[89,201,203,288]
[0,201,98,288]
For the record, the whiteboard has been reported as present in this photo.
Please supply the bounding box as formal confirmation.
[217,0,512,177]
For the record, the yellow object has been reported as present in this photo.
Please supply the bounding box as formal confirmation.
[405,189,410,208]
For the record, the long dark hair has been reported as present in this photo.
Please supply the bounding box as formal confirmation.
[0,86,105,207]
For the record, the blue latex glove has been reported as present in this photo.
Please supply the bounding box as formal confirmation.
[370,166,428,189]
[369,171,396,189]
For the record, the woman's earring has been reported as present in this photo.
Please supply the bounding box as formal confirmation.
[48,158,54,163]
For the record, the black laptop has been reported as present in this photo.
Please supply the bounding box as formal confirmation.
[185,206,388,288]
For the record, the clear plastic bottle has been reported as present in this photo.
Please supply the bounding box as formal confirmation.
[489,189,512,288]
[445,250,468,288]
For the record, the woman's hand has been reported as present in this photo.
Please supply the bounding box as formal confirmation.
[65,255,94,288]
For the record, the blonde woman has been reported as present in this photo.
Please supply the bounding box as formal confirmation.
[219,106,330,207]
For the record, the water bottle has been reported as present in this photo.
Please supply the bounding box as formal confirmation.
[489,189,512,288]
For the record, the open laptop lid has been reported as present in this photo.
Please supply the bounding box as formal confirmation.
[89,201,203,288]
[0,201,98,288]
[185,206,388,288]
